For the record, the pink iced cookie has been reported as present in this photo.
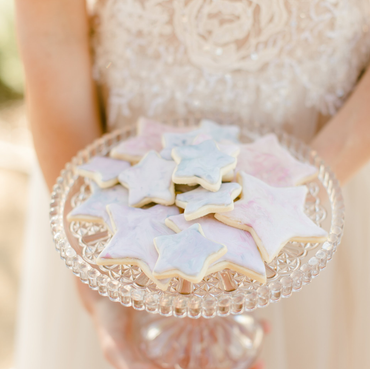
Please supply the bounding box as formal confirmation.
[67,182,128,233]
[75,156,131,188]
[166,214,266,283]
[236,134,318,187]
[96,204,180,290]
[153,223,227,283]
[215,172,328,263]
[119,150,176,207]
[110,117,195,163]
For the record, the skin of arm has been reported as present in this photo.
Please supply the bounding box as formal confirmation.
[15,0,102,191]
[311,66,370,184]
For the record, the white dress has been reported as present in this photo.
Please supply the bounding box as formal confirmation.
[15,1,370,368]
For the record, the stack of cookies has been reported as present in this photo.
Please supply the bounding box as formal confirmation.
[68,118,327,290]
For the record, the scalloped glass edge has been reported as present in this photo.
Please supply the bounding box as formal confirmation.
[49,120,345,319]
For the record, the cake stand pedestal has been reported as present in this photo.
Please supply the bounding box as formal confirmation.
[135,313,263,369]
[50,120,344,369]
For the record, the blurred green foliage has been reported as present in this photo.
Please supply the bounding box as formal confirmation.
[0,0,24,104]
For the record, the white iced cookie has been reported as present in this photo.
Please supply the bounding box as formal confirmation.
[176,182,242,220]
[110,117,195,163]
[161,129,203,160]
[193,135,239,182]
[215,172,328,263]
[153,223,227,283]
[172,140,237,192]
[118,150,176,207]
[199,119,240,143]
[166,214,266,283]
[75,156,131,188]
[97,204,180,290]
[236,134,318,187]
[193,134,240,156]
[67,182,128,233]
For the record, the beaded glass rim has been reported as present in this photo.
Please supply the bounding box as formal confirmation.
[49,119,345,319]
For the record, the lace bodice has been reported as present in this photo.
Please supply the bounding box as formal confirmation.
[91,0,370,138]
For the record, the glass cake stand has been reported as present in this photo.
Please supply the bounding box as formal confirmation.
[49,119,345,369]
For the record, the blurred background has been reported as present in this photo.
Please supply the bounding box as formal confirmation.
[0,1,34,368]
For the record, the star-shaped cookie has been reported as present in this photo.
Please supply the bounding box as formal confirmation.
[193,134,240,157]
[160,129,203,160]
[199,119,240,143]
[176,182,242,220]
[192,135,239,183]
[75,156,131,188]
[172,140,237,192]
[110,117,195,163]
[153,223,227,283]
[215,172,328,262]
[97,204,180,290]
[165,214,266,283]
[118,150,176,207]
[67,182,128,233]
[236,134,318,187]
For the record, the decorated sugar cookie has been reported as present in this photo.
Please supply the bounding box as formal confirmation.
[161,129,203,160]
[166,214,266,283]
[215,172,328,262]
[199,119,240,143]
[110,117,194,163]
[236,134,318,187]
[97,204,180,290]
[153,223,227,283]
[118,150,176,207]
[193,134,240,157]
[75,156,131,188]
[67,182,128,233]
[192,135,239,183]
[172,140,237,192]
[176,182,242,220]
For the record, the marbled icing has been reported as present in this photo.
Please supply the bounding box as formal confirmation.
[199,119,240,143]
[166,214,266,283]
[110,117,194,163]
[172,140,237,192]
[67,182,128,232]
[76,156,131,188]
[161,120,240,160]
[176,182,241,220]
[236,134,318,187]
[97,204,179,288]
[193,134,240,157]
[215,172,328,262]
[161,129,203,160]
[118,150,176,207]
[153,223,227,283]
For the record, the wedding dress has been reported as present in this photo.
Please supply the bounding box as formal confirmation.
[15,1,370,368]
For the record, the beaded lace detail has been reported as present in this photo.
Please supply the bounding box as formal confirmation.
[91,0,370,131]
